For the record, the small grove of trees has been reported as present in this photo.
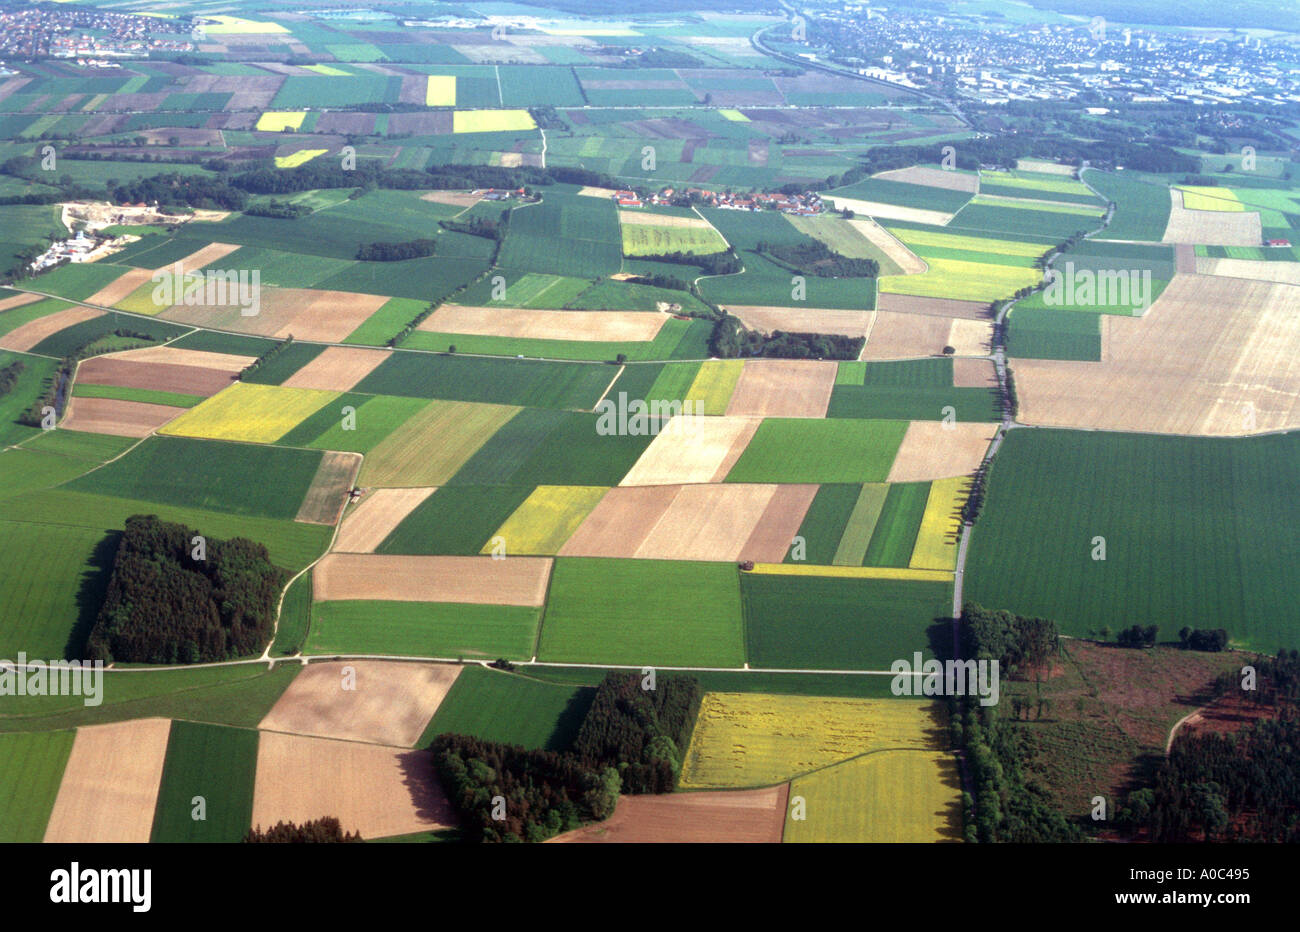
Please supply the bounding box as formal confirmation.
[756,239,878,278]
[242,200,310,219]
[87,515,286,664]
[1116,624,1159,649]
[637,249,741,276]
[355,239,436,261]
[0,359,26,397]
[961,603,1059,679]
[244,818,363,843]
[709,314,864,360]
[431,672,705,843]
[438,216,501,240]
[1179,627,1229,652]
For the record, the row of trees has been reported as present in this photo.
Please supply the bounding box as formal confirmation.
[87,515,286,664]
[637,248,742,276]
[244,818,363,843]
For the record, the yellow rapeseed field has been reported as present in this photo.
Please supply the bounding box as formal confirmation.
[908,476,969,572]
[680,692,945,789]
[159,382,338,444]
[784,749,963,842]
[683,359,743,415]
[256,111,306,132]
[452,110,537,134]
[274,149,326,169]
[747,563,953,582]
[483,486,608,555]
[1178,186,1245,212]
[425,76,456,106]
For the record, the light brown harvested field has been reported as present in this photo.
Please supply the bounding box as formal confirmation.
[161,287,386,342]
[952,356,997,388]
[619,416,759,486]
[847,218,928,275]
[578,186,620,199]
[313,553,553,606]
[947,318,993,356]
[1175,243,1197,274]
[725,359,837,418]
[860,311,948,359]
[252,732,454,840]
[43,718,171,844]
[874,166,979,193]
[876,292,990,321]
[295,451,361,525]
[420,190,481,209]
[1016,274,1300,435]
[168,241,242,271]
[281,345,390,391]
[557,484,680,557]
[75,357,238,396]
[886,421,997,482]
[820,195,953,226]
[334,487,436,553]
[729,305,874,338]
[60,395,186,437]
[107,345,255,371]
[0,291,42,313]
[1195,257,1300,285]
[1163,189,1262,246]
[633,483,777,561]
[357,400,518,488]
[1017,159,1077,177]
[618,210,711,229]
[0,306,102,352]
[259,661,460,747]
[424,306,666,342]
[551,784,788,843]
[85,266,155,308]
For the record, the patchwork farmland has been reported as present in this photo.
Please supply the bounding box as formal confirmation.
[0,0,1293,862]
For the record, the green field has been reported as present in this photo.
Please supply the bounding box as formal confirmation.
[498,191,623,279]
[272,570,312,657]
[966,429,1300,650]
[1086,170,1172,242]
[151,721,259,843]
[0,731,74,842]
[741,574,951,669]
[828,357,1001,422]
[307,601,542,660]
[65,436,323,520]
[72,382,205,408]
[862,482,931,566]
[353,352,615,410]
[378,485,534,555]
[1006,306,1102,361]
[538,558,745,667]
[785,483,862,565]
[725,418,907,484]
[420,666,594,750]
[0,664,300,734]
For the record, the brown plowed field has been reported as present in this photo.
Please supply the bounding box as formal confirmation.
[76,357,238,396]
[295,451,361,525]
[875,293,989,320]
[85,267,155,307]
[252,732,455,840]
[952,357,997,388]
[258,661,461,747]
[161,287,385,342]
[860,311,948,359]
[0,291,42,312]
[334,487,437,553]
[281,346,390,391]
[725,359,837,418]
[43,718,172,843]
[557,484,680,557]
[313,554,553,606]
[424,306,665,342]
[550,784,788,843]
[60,396,186,437]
